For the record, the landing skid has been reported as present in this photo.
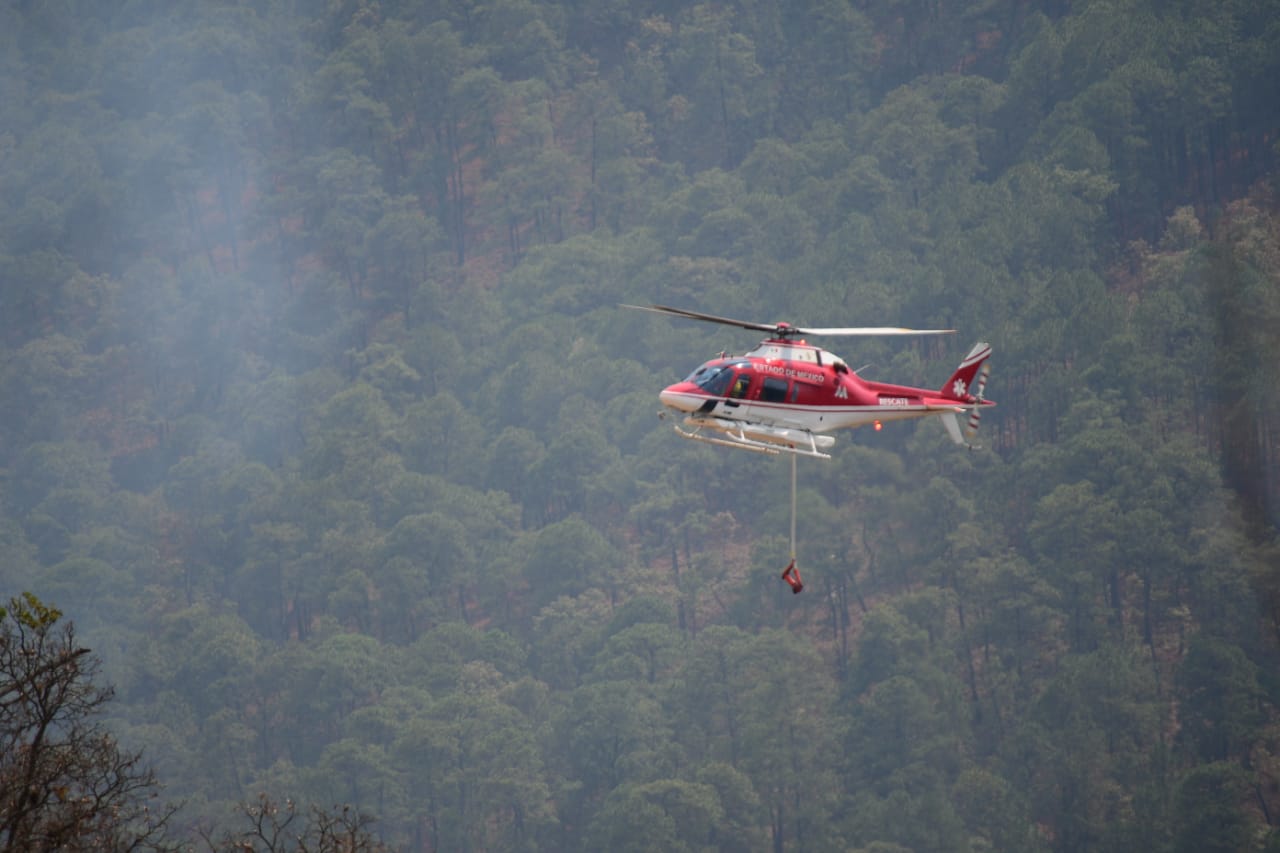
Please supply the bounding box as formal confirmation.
[673,418,833,459]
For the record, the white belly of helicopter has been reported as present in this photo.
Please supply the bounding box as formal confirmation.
[746,402,932,432]
[660,391,939,433]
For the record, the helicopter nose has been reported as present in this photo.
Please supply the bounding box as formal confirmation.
[659,383,700,412]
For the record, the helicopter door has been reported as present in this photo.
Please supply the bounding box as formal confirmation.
[725,373,753,410]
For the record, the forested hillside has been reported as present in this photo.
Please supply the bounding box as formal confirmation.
[2,0,1280,850]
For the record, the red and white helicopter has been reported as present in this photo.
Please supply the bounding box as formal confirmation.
[626,304,994,459]
[627,304,994,594]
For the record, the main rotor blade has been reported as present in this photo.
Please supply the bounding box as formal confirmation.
[621,304,781,335]
[623,304,955,337]
[796,326,955,336]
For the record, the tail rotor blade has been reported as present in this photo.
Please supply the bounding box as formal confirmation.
[964,407,982,441]
[963,363,990,442]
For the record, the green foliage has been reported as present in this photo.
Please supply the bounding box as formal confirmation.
[3,590,61,629]
[1176,634,1265,763]
[2,0,1279,849]
[1171,762,1257,853]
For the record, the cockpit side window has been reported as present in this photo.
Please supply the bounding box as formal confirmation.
[729,374,751,399]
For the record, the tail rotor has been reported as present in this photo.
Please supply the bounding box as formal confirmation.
[963,362,991,445]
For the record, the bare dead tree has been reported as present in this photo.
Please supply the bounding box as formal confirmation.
[200,794,390,853]
[0,594,179,853]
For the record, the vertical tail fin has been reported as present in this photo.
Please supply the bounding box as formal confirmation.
[940,342,992,401]
[940,344,993,449]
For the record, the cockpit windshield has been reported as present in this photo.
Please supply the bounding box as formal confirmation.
[685,362,744,396]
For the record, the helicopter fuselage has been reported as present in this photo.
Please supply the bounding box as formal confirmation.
[658,338,993,455]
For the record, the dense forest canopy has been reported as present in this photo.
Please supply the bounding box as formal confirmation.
[2,0,1280,850]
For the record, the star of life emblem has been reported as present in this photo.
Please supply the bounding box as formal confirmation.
[952,378,967,397]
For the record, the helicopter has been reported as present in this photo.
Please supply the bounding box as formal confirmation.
[625,304,994,458]
[625,304,994,594]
